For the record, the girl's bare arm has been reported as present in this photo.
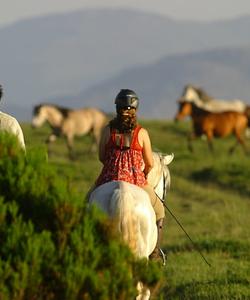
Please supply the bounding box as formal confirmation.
[98,125,110,164]
[140,128,154,178]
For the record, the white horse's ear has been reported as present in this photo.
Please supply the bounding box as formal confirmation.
[163,153,174,165]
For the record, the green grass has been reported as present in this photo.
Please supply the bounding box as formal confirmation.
[21,120,250,299]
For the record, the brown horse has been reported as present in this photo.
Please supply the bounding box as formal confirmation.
[178,85,250,130]
[175,100,248,154]
[32,104,108,158]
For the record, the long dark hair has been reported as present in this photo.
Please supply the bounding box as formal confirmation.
[109,108,137,133]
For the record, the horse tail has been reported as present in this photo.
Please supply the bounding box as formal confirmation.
[244,106,250,127]
[110,182,138,254]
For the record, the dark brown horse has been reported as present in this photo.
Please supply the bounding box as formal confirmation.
[175,100,249,154]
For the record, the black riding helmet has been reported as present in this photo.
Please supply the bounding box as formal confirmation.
[115,89,139,111]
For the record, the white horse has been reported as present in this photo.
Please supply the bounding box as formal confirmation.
[180,84,247,113]
[89,152,174,300]
[0,85,25,150]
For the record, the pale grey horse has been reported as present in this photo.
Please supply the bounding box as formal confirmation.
[32,103,108,158]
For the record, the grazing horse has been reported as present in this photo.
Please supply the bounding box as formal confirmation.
[179,84,247,113]
[175,100,248,154]
[89,151,174,300]
[32,104,108,158]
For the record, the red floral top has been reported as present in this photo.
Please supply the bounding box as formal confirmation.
[95,125,147,187]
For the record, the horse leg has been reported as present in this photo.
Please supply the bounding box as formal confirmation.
[229,129,248,155]
[45,133,57,156]
[206,131,214,153]
[90,136,97,153]
[187,132,196,152]
[90,128,100,152]
[245,128,250,139]
[229,141,238,154]
[66,135,76,159]
[136,282,150,300]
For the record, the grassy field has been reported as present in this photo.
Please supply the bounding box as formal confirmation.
[22,119,250,300]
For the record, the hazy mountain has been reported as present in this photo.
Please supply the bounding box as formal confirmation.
[1,8,250,120]
[54,46,250,119]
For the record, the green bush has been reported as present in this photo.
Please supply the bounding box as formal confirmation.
[0,133,162,300]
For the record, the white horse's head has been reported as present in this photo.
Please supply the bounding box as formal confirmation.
[147,152,174,201]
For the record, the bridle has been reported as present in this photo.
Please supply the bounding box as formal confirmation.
[154,154,168,201]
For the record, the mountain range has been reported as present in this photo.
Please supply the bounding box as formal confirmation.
[1,8,250,120]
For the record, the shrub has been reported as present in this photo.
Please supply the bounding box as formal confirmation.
[0,133,162,300]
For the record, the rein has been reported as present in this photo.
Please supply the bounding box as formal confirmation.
[157,193,211,267]
[152,152,211,267]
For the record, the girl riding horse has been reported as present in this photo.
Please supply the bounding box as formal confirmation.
[93,89,166,263]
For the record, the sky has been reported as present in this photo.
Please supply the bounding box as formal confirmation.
[1,0,250,28]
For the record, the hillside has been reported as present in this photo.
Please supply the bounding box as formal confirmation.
[62,46,250,119]
[1,9,250,120]
[20,119,250,299]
